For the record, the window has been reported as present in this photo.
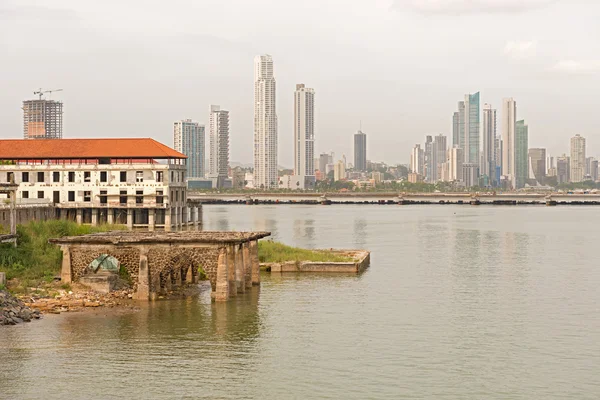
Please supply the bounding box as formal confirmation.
[37,191,44,199]
[84,172,91,182]
[156,190,164,204]
[68,172,75,183]
[22,172,29,183]
[136,190,143,204]
[37,172,44,182]
[22,191,29,199]
[53,172,60,182]
[100,171,108,182]
[100,190,107,205]
[171,172,174,182]
[136,171,144,183]
[120,171,127,182]
[84,191,91,202]
[175,190,179,202]
[68,191,75,202]
[53,191,60,203]
[156,171,163,182]
[7,172,14,184]
[120,190,127,205]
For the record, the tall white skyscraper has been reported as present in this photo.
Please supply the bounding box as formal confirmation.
[293,84,315,187]
[208,105,230,188]
[174,119,205,178]
[254,54,278,189]
[502,98,517,188]
[570,134,586,183]
[482,103,497,184]
[410,144,424,176]
[448,147,464,182]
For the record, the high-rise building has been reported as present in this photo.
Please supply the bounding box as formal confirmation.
[463,92,480,166]
[462,163,479,188]
[570,134,586,183]
[495,137,503,184]
[448,147,464,182]
[410,144,424,176]
[482,104,497,185]
[432,134,447,181]
[528,148,546,185]
[502,98,517,188]
[174,119,205,179]
[587,158,599,182]
[515,120,528,189]
[334,160,346,181]
[557,155,570,184]
[424,136,433,182]
[23,98,63,139]
[293,84,315,185]
[318,153,331,178]
[452,112,460,147]
[208,105,230,188]
[254,54,278,189]
[457,101,465,151]
[354,130,367,172]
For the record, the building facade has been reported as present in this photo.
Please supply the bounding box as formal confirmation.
[334,160,346,181]
[354,130,367,172]
[502,98,517,188]
[528,148,546,185]
[254,54,278,189]
[482,103,497,185]
[452,112,460,147]
[432,135,447,182]
[174,119,205,179]
[293,84,316,187]
[448,147,464,182]
[208,105,230,188]
[463,92,480,166]
[425,136,433,182]
[557,155,570,184]
[23,99,63,139]
[515,120,528,189]
[570,134,586,183]
[410,144,424,176]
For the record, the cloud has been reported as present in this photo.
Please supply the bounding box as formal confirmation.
[393,0,557,14]
[504,40,537,59]
[551,60,600,74]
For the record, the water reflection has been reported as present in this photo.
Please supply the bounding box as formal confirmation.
[353,217,367,248]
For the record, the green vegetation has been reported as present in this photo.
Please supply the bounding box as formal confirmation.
[258,241,353,263]
[0,220,124,292]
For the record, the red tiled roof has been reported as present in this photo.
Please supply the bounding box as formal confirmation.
[0,138,186,160]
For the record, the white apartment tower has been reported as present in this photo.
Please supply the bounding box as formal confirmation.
[502,98,517,188]
[482,104,497,184]
[570,134,586,183]
[208,105,230,188]
[174,119,205,179]
[254,55,278,189]
[293,84,315,185]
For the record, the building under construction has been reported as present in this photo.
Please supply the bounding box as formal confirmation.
[23,90,63,139]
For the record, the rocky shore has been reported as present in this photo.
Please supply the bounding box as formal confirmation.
[0,290,42,325]
[20,288,139,314]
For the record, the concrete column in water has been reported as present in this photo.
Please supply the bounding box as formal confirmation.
[215,247,230,302]
[226,245,237,297]
[126,209,133,229]
[164,208,172,232]
[250,240,260,285]
[91,208,98,226]
[135,246,150,300]
[235,244,245,294]
[60,245,72,284]
[148,209,155,232]
[107,209,114,225]
[243,242,252,289]
[185,265,193,283]
[76,209,83,224]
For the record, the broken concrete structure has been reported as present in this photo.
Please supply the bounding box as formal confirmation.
[49,231,270,301]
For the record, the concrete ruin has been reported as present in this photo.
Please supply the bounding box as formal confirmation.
[49,231,271,301]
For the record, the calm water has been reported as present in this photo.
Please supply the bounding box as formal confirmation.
[2,205,600,399]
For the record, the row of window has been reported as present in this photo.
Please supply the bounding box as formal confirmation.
[23,190,168,205]
[6,170,176,184]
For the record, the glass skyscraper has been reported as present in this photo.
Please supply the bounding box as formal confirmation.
[515,120,528,189]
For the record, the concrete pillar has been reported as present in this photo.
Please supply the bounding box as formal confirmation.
[135,246,150,300]
[182,206,188,226]
[243,242,252,289]
[250,240,260,286]
[235,244,245,294]
[165,208,172,232]
[107,209,114,225]
[9,189,16,236]
[76,209,83,225]
[60,245,72,284]
[215,247,230,302]
[190,207,197,227]
[148,209,155,232]
[185,266,193,283]
[91,208,98,226]
[126,209,133,229]
[227,245,237,297]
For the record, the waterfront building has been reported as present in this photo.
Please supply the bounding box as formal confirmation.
[293,84,316,189]
[502,98,517,188]
[557,155,570,185]
[432,134,447,182]
[448,147,464,182]
[482,104,497,186]
[23,98,63,139]
[0,138,193,230]
[452,112,460,147]
[463,92,480,167]
[334,160,346,181]
[570,134,586,183]
[174,119,205,179]
[425,136,433,182]
[585,157,597,181]
[407,173,423,183]
[254,54,278,189]
[528,148,546,185]
[354,130,367,172]
[462,163,479,188]
[208,105,230,188]
[515,120,528,189]
[410,144,424,176]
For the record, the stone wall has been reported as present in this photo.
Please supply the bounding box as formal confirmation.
[69,246,141,290]
[147,247,220,292]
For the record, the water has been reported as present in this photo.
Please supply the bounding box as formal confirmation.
[2,205,600,399]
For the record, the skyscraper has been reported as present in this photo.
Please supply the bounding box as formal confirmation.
[482,104,497,185]
[174,119,205,179]
[463,92,480,166]
[410,144,424,176]
[570,134,586,183]
[528,148,546,185]
[515,120,528,189]
[254,55,278,189]
[502,98,517,188]
[208,105,230,188]
[432,134,447,182]
[457,101,465,151]
[354,130,367,172]
[293,84,316,185]
[448,147,464,182]
[452,112,459,147]
[495,137,503,183]
[23,98,63,139]
[557,155,570,184]
[424,135,433,182]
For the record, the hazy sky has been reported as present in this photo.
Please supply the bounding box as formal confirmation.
[1,0,599,166]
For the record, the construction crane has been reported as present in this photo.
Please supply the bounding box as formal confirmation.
[33,88,63,100]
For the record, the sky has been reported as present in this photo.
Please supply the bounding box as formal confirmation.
[1,0,599,166]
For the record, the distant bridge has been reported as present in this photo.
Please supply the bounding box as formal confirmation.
[189,192,600,206]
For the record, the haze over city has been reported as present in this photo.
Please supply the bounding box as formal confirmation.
[1,0,599,166]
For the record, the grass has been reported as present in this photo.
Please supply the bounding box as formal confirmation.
[0,220,124,292]
[258,241,354,264]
